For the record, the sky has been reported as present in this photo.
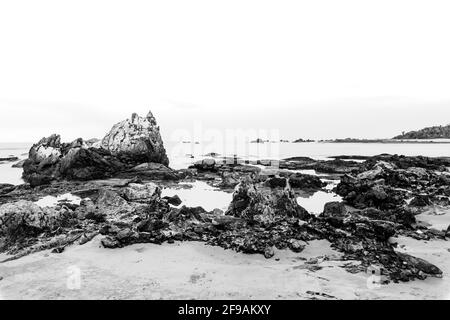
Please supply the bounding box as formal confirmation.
[1,0,450,143]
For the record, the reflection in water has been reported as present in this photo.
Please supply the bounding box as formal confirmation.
[297,191,342,216]
[162,181,232,212]
[35,193,82,208]
[0,164,24,185]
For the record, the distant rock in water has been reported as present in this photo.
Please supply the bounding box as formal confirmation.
[393,124,450,139]
[102,111,169,166]
[250,138,269,143]
[0,156,19,163]
[292,138,314,143]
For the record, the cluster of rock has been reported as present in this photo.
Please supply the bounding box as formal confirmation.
[1,166,445,283]
[0,111,448,284]
[22,112,172,187]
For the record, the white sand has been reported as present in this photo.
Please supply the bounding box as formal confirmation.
[1,235,449,300]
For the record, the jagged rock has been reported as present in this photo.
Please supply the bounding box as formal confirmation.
[226,178,310,222]
[101,111,169,166]
[22,135,127,186]
[163,195,182,206]
[22,112,170,186]
[58,147,123,180]
[336,175,405,210]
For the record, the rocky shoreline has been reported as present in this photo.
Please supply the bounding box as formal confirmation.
[1,111,449,287]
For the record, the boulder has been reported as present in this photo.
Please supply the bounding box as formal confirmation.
[101,111,169,166]
[163,195,182,206]
[289,239,306,253]
[96,189,131,216]
[264,247,275,259]
[122,183,160,202]
[321,201,348,218]
[397,252,443,277]
[0,184,15,195]
[0,200,59,237]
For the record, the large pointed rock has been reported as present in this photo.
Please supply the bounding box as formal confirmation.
[101,111,169,166]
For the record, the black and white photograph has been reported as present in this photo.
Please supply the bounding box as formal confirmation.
[1,0,450,306]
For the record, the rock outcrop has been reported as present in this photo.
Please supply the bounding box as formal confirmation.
[226,178,310,222]
[22,111,171,186]
[102,111,169,166]
[22,135,125,186]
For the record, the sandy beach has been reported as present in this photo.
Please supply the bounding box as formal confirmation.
[1,233,449,300]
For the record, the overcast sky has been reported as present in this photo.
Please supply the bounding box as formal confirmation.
[1,0,450,143]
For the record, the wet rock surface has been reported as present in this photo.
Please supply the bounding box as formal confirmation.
[1,152,449,284]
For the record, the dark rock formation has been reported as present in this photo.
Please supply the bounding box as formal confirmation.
[163,195,182,206]
[263,174,325,190]
[292,138,314,143]
[258,157,360,174]
[22,135,125,186]
[0,156,19,163]
[225,178,310,222]
[22,111,171,186]
[336,175,406,210]
[321,201,348,218]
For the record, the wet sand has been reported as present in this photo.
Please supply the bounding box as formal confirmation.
[1,234,449,300]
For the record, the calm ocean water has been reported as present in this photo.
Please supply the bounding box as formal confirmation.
[1,141,450,185]
[0,143,31,185]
